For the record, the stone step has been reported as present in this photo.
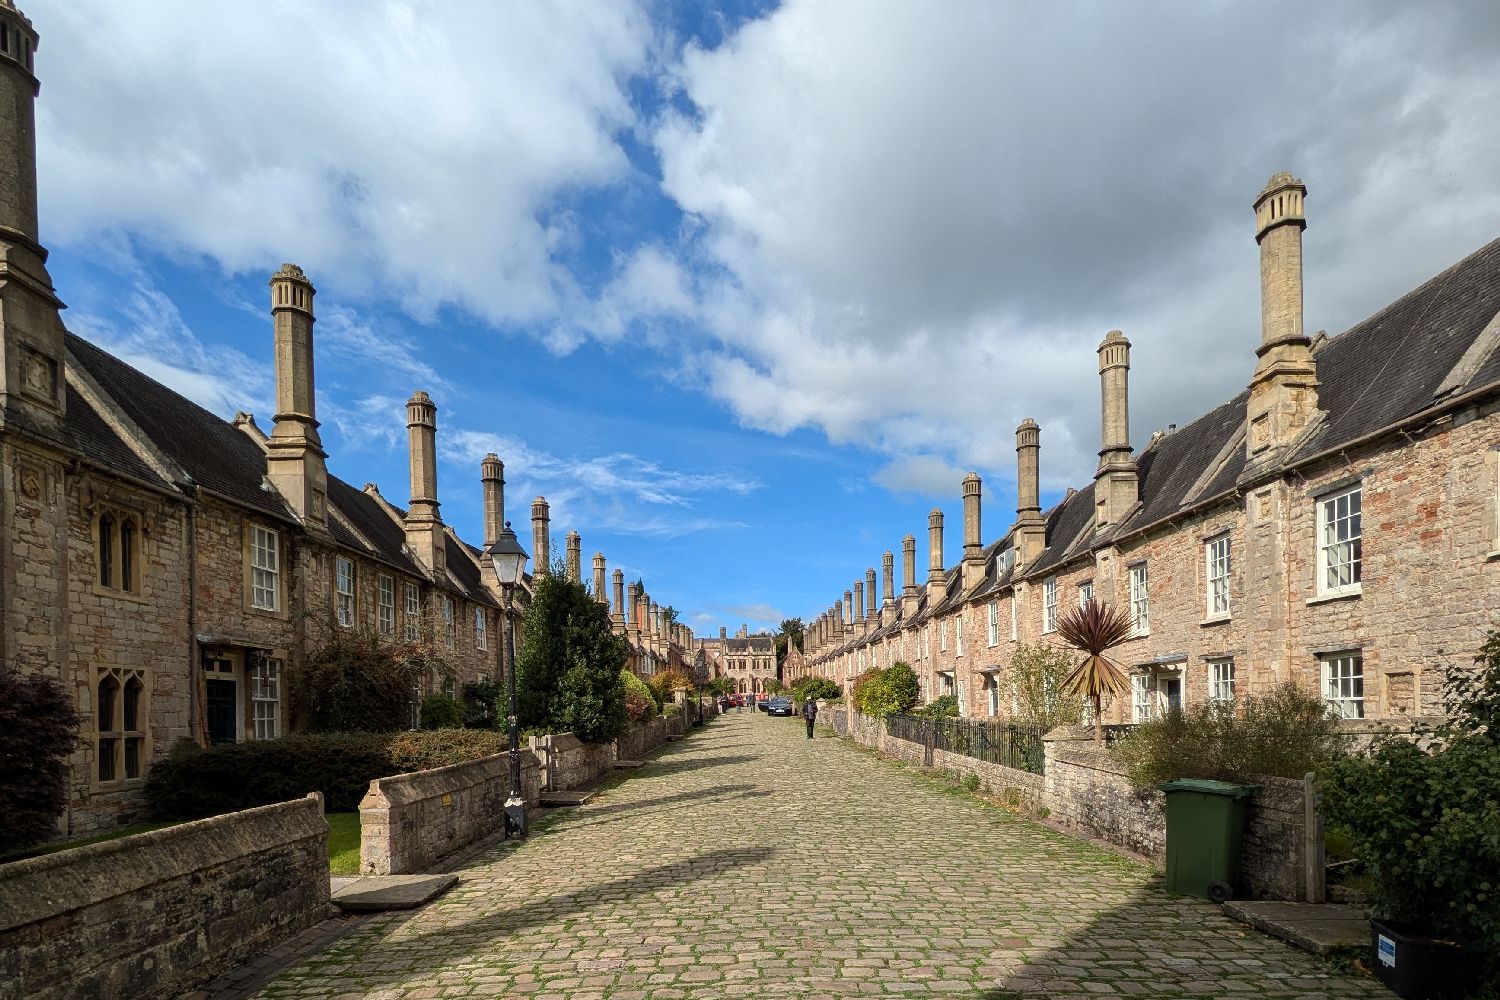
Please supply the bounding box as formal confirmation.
[1222,900,1371,955]
[539,789,595,807]
[331,874,457,913]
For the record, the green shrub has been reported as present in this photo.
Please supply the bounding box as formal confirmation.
[0,672,81,853]
[647,667,694,707]
[1110,682,1345,788]
[419,695,465,730]
[850,666,884,712]
[144,729,507,819]
[855,661,920,718]
[622,670,656,723]
[663,702,682,718]
[461,679,500,728]
[791,676,841,702]
[292,625,425,733]
[515,572,628,743]
[1010,642,1084,733]
[960,773,981,794]
[916,694,960,719]
[1322,637,1500,964]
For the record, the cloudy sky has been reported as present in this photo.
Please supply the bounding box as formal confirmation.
[33,0,1500,635]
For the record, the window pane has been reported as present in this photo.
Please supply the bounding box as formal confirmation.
[98,738,117,782]
[98,515,114,587]
[98,676,118,731]
[124,737,142,779]
[120,519,136,593]
[123,677,142,730]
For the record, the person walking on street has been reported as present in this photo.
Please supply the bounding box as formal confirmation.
[802,696,818,739]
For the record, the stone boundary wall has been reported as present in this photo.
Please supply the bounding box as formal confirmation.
[359,751,541,876]
[531,732,614,792]
[1042,735,1322,901]
[836,708,1042,805]
[0,794,329,1000]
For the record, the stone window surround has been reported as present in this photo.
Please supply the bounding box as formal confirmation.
[1314,482,1363,600]
[1204,531,1232,622]
[334,555,356,627]
[1128,563,1150,637]
[1042,576,1058,634]
[404,583,421,640]
[987,601,1000,647]
[251,656,282,740]
[377,574,396,635]
[474,606,487,651]
[96,665,148,786]
[1321,649,1365,719]
[91,504,146,600]
[955,616,965,657]
[1077,580,1093,609]
[1208,656,1236,703]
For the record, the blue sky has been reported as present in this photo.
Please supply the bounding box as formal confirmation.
[32,0,1500,636]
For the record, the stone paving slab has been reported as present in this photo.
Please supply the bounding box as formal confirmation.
[1222,901,1372,955]
[252,714,1394,998]
[332,874,458,913]
[539,789,597,806]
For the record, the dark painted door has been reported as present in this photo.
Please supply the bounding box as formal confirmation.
[206,679,237,745]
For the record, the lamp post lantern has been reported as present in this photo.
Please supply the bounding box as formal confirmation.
[486,521,529,838]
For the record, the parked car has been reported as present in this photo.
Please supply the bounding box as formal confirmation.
[756,696,772,712]
[765,696,794,717]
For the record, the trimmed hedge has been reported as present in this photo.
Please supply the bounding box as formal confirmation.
[144,730,507,819]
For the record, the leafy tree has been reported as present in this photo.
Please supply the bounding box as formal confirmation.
[1055,600,1133,743]
[775,617,804,661]
[294,622,423,733]
[0,671,81,852]
[763,678,787,696]
[460,678,500,728]
[916,693,959,719]
[792,676,841,702]
[647,667,694,706]
[621,670,656,723]
[419,695,465,730]
[855,661,919,718]
[706,676,734,697]
[1010,642,1084,735]
[515,571,629,743]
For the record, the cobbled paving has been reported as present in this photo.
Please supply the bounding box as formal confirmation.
[256,714,1391,999]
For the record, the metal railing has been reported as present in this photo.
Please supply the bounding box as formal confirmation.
[884,714,1046,775]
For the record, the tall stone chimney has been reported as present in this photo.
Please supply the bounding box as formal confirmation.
[1015,419,1046,569]
[481,453,505,547]
[962,472,984,590]
[881,550,896,625]
[404,391,445,578]
[1094,331,1139,530]
[843,591,854,636]
[264,264,329,532]
[627,583,642,641]
[592,553,606,603]
[865,567,877,624]
[0,2,68,444]
[530,497,550,578]
[927,509,945,601]
[565,530,581,584]
[611,569,625,627]
[901,534,919,618]
[1248,172,1319,465]
[853,579,865,631]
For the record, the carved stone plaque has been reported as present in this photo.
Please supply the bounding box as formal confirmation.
[19,346,56,403]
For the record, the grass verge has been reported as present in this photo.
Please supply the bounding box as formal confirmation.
[0,821,180,864]
[327,811,361,875]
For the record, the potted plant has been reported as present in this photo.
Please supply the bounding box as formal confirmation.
[1321,635,1500,999]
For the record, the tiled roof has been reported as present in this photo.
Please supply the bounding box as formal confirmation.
[447,535,501,609]
[325,477,425,578]
[65,384,169,490]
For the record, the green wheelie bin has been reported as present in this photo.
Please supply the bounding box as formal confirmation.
[1158,778,1257,903]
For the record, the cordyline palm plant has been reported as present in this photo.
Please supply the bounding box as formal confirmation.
[1056,599,1134,744]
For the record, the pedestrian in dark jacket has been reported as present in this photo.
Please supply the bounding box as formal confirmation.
[802,697,818,739]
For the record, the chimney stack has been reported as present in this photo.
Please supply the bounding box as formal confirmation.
[627,583,641,641]
[565,530,581,584]
[927,509,945,601]
[404,391,445,577]
[612,569,625,626]
[265,264,329,532]
[853,579,865,631]
[865,567,877,624]
[1094,331,1139,530]
[843,591,854,636]
[530,497,550,578]
[1015,419,1046,568]
[592,553,606,603]
[1248,172,1320,463]
[881,550,895,625]
[901,534,919,618]
[962,472,984,590]
[0,1,40,245]
[480,453,505,547]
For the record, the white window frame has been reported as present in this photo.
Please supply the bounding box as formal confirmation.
[250,524,280,611]
[1010,597,1017,641]
[1078,581,1093,609]
[377,574,395,635]
[1128,564,1150,636]
[1208,657,1236,704]
[1321,652,1364,719]
[404,584,421,641]
[1206,533,1231,618]
[955,617,965,657]
[1318,485,1363,597]
[1042,577,1058,633]
[443,596,456,650]
[335,556,356,627]
[1131,673,1152,723]
[940,619,948,652]
[251,657,282,740]
[474,607,487,650]
[987,677,1000,717]
[987,601,1000,647]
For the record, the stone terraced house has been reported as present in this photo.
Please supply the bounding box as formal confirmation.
[807,171,1500,728]
[0,0,690,838]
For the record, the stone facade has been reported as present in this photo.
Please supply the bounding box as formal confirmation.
[807,171,1500,733]
[0,5,697,839]
[0,793,329,1000]
[718,624,777,694]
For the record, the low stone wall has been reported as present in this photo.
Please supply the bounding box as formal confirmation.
[359,750,541,876]
[837,708,1042,806]
[1041,735,1322,901]
[615,717,667,761]
[531,732,614,792]
[0,794,329,1000]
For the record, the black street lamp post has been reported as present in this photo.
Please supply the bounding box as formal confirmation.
[486,521,529,838]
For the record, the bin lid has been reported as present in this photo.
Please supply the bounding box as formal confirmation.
[1157,778,1258,798]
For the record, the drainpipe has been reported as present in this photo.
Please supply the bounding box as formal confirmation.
[178,477,204,747]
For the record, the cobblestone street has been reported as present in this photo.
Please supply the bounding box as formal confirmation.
[256,715,1390,999]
